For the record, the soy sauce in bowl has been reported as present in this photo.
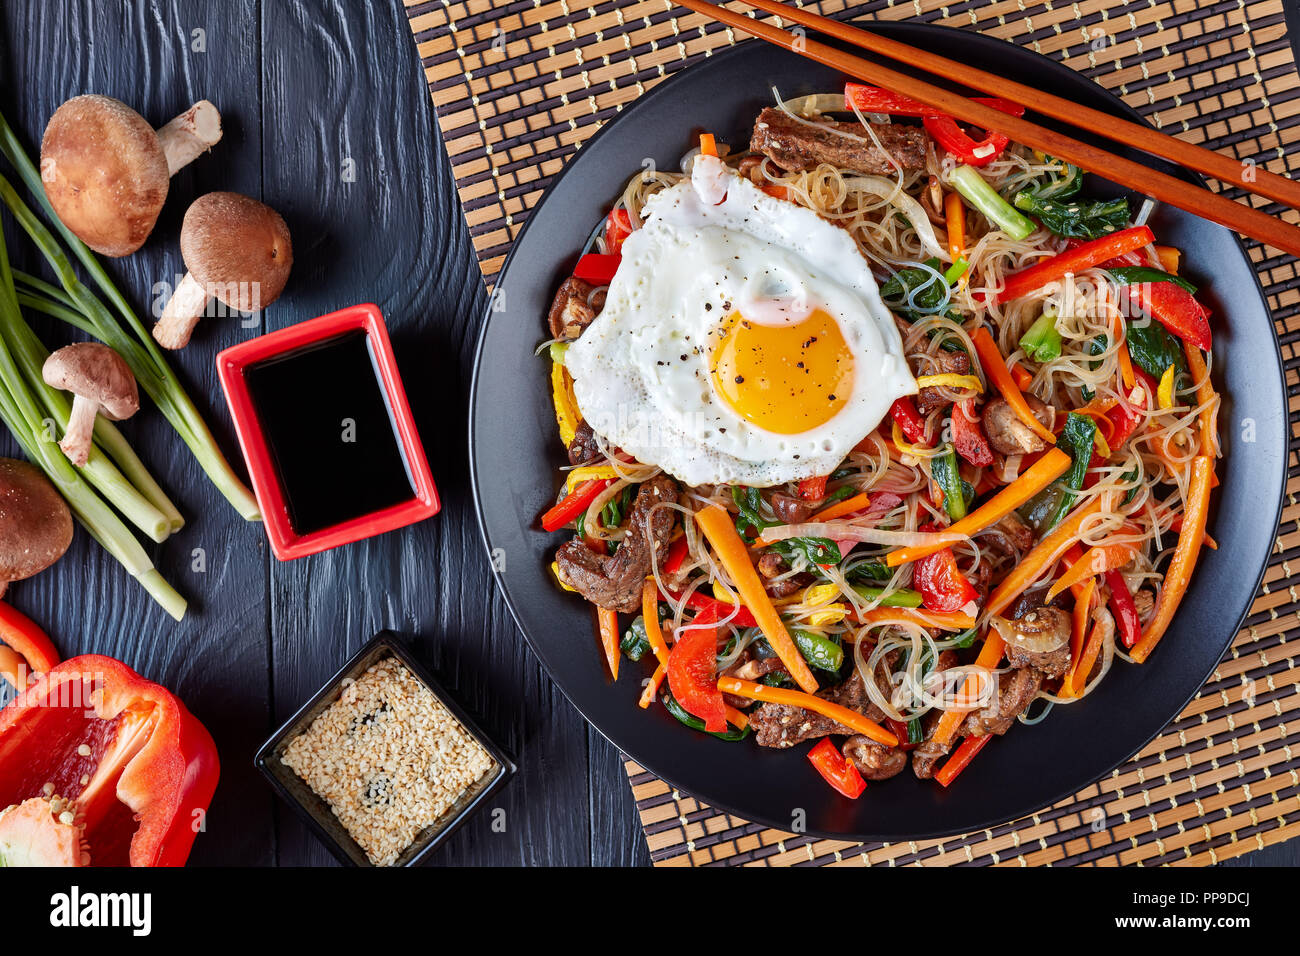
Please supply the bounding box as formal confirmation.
[244,330,414,534]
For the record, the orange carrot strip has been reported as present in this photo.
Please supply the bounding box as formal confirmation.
[1182,342,1218,457]
[725,705,750,730]
[986,497,1105,617]
[931,634,1005,749]
[717,677,896,745]
[1063,598,1107,700]
[1010,363,1033,391]
[1154,245,1181,275]
[945,191,965,265]
[641,579,670,667]
[849,608,976,632]
[810,492,870,523]
[598,607,620,681]
[696,504,819,694]
[699,132,717,157]
[1045,542,1136,602]
[972,326,1057,445]
[886,448,1071,567]
[1061,577,1097,699]
[1131,456,1214,663]
[639,663,666,709]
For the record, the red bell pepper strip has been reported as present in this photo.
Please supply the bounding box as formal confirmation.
[886,718,918,752]
[1121,279,1212,350]
[890,396,928,444]
[0,655,219,866]
[604,208,633,257]
[935,733,992,787]
[1105,568,1142,648]
[666,607,726,732]
[845,82,1023,120]
[663,587,759,628]
[913,527,980,613]
[951,399,995,467]
[0,602,59,675]
[807,738,867,799]
[662,535,690,576]
[922,98,1027,167]
[797,475,829,501]
[995,226,1154,304]
[1106,368,1157,448]
[540,478,615,532]
[572,253,620,285]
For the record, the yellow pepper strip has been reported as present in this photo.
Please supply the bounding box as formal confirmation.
[809,606,848,626]
[1157,365,1176,409]
[1154,245,1181,275]
[552,562,577,593]
[913,373,983,393]
[551,361,580,447]
[803,583,840,606]
[566,464,619,493]
[892,420,930,456]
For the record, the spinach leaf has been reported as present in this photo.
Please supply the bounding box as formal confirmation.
[1108,266,1197,295]
[1013,192,1129,240]
[731,485,777,539]
[1125,318,1188,382]
[1021,412,1097,531]
[845,560,892,583]
[930,444,968,522]
[767,536,843,567]
[1017,157,1084,201]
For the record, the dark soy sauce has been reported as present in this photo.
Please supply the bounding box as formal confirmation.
[244,330,415,535]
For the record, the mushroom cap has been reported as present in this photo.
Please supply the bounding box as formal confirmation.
[40,94,170,258]
[0,458,73,585]
[42,342,140,421]
[180,192,293,311]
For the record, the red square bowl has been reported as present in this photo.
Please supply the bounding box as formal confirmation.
[216,303,440,560]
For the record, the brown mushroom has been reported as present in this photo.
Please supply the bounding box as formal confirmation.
[152,192,293,350]
[40,95,222,257]
[0,458,73,600]
[981,394,1054,456]
[41,343,139,467]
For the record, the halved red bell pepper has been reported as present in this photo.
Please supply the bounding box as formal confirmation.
[572,253,620,285]
[890,396,928,445]
[951,399,994,467]
[604,208,633,257]
[540,478,615,532]
[797,475,829,501]
[913,527,980,613]
[996,226,1154,304]
[0,655,219,867]
[807,738,867,799]
[666,607,726,732]
[1121,279,1212,350]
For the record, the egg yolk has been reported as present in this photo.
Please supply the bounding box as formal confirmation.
[710,309,855,435]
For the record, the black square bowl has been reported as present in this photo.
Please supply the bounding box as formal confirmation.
[255,631,516,866]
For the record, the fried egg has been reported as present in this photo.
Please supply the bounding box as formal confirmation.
[564,155,917,487]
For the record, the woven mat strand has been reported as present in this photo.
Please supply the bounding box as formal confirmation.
[406,0,1300,866]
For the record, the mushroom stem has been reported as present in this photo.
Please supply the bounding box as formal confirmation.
[152,272,211,350]
[155,101,222,176]
[60,395,101,467]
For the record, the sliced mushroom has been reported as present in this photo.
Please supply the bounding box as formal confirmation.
[153,192,293,349]
[981,395,1054,456]
[842,734,908,781]
[42,343,139,467]
[994,606,1072,678]
[40,95,222,257]
[0,458,73,600]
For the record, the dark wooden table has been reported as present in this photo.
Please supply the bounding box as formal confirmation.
[0,0,1293,868]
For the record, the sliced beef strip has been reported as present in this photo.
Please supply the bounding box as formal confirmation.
[547,276,606,341]
[750,108,928,177]
[751,672,882,749]
[843,734,908,781]
[567,419,605,466]
[914,350,972,416]
[554,475,680,613]
[979,512,1035,562]
[962,667,1044,737]
[1000,606,1072,678]
[911,709,949,780]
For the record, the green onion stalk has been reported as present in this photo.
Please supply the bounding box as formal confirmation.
[949,164,1036,242]
[0,264,186,619]
[0,110,260,520]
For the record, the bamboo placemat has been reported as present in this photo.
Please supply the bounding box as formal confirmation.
[406,0,1300,865]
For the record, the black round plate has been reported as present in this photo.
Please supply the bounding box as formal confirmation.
[469,22,1287,840]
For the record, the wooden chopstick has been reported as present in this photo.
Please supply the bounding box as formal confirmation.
[672,0,1300,258]
[744,0,1300,212]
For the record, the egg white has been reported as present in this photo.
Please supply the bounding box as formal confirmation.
[564,156,917,487]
